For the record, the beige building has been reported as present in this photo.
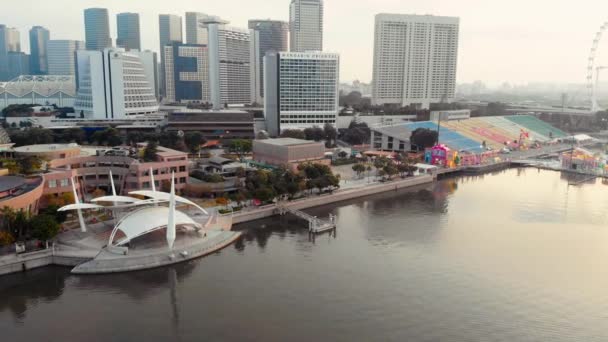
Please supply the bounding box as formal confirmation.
[253,138,328,170]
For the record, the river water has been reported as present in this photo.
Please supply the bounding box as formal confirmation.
[2,168,608,342]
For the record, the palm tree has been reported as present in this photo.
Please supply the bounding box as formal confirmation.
[1,206,16,233]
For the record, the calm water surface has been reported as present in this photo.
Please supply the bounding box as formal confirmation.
[2,168,608,341]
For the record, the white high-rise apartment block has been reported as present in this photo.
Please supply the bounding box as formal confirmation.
[47,40,85,75]
[289,0,323,52]
[372,14,459,109]
[74,48,158,119]
[264,51,339,136]
[207,19,251,108]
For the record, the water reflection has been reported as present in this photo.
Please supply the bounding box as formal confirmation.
[0,267,66,322]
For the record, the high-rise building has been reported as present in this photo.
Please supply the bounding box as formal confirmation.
[207,19,251,108]
[6,27,20,52]
[84,8,112,50]
[264,51,339,136]
[372,14,460,109]
[185,12,219,45]
[0,25,21,80]
[289,0,323,52]
[164,43,209,103]
[74,48,158,119]
[47,40,85,75]
[29,26,50,75]
[7,52,30,79]
[116,13,141,51]
[249,20,289,103]
[159,14,183,97]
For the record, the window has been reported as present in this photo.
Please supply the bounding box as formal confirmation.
[60,179,69,187]
[48,180,57,188]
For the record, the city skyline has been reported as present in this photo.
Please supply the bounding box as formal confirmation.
[2,0,608,85]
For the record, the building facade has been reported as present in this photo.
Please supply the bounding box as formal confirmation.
[74,49,158,119]
[84,8,112,50]
[167,110,255,141]
[29,26,50,75]
[47,40,85,75]
[252,138,327,170]
[0,76,76,111]
[289,0,323,52]
[164,43,209,103]
[248,20,289,103]
[207,20,251,108]
[159,14,183,97]
[0,25,21,81]
[186,12,218,45]
[116,12,141,51]
[372,14,459,109]
[7,52,30,80]
[264,51,339,136]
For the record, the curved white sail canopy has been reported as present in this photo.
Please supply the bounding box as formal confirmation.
[90,195,140,203]
[109,206,201,246]
[128,190,208,215]
[58,203,104,212]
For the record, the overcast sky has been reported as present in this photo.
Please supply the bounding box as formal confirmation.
[4,0,608,85]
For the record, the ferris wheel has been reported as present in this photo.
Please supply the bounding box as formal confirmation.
[587,21,608,112]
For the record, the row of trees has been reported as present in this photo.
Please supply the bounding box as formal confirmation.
[236,163,341,204]
[352,154,418,181]
[0,206,64,246]
[280,123,337,146]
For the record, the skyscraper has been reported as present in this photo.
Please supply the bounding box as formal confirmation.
[289,0,323,52]
[264,51,339,136]
[372,14,460,109]
[29,26,50,74]
[164,43,209,103]
[249,20,289,103]
[159,14,183,97]
[116,12,141,51]
[7,52,29,79]
[185,12,218,45]
[207,19,251,108]
[47,40,85,75]
[84,8,112,50]
[0,25,21,80]
[75,48,158,119]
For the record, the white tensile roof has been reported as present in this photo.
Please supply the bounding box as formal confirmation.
[90,195,140,203]
[128,190,208,215]
[58,203,104,211]
[112,206,201,246]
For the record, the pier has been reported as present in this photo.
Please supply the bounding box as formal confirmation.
[277,203,337,233]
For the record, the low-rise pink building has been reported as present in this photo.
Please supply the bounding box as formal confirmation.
[0,175,44,214]
[253,138,329,170]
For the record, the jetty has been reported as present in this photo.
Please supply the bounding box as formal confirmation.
[277,203,336,233]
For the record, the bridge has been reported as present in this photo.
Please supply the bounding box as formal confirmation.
[277,203,336,233]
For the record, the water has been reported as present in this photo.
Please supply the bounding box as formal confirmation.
[2,168,608,341]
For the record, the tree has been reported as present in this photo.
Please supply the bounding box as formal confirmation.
[303,126,325,141]
[30,215,60,241]
[229,139,252,160]
[342,122,371,145]
[17,156,43,174]
[91,128,122,146]
[352,163,366,178]
[184,132,205,154]
[143,141,158,162]
[410,128,438,150]
[383,163,398,179]
[280,129,306,140]
[323,123,337,146]
[91,188,106,198]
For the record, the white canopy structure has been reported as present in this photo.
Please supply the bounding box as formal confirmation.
[128,190,208,215]
[108,206,201,246]
[90,196,140,203]
[58,203,104,211]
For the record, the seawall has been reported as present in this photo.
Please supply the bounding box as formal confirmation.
[232,175,434,224]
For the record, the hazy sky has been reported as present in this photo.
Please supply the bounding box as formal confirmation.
[4,0,608,85]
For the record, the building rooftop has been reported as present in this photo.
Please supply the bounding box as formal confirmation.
[257,138,319,146]
[0,176,26,193]
[13,143,80,153]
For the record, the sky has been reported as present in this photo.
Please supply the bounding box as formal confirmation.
[4,0,608,86]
